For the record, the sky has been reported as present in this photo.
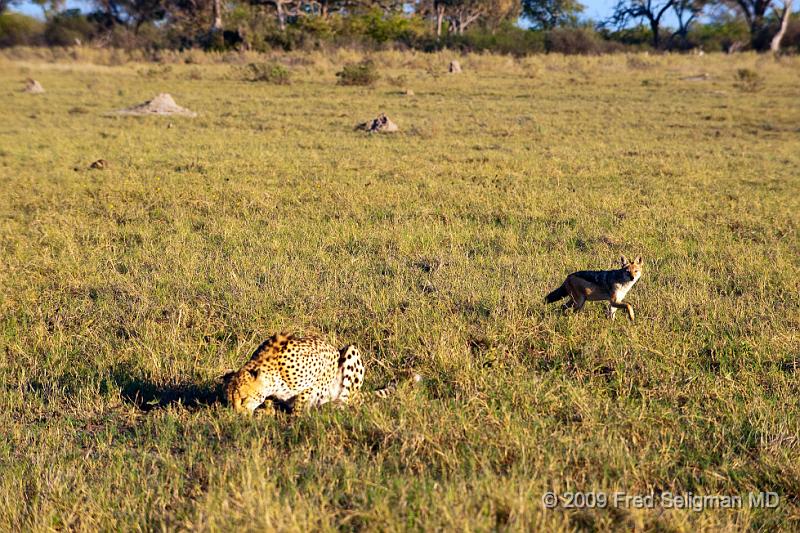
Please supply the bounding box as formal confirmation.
[10,0,672,28]
[581,0,621,24]
[13,0,86,18]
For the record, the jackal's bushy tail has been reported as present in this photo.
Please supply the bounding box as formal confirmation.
[545,284,568,303]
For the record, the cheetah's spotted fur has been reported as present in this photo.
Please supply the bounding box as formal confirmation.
[224,333,365,414]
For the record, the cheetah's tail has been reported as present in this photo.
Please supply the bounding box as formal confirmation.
[372,373,423,399]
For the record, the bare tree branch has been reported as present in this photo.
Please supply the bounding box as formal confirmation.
[770,0,792,51]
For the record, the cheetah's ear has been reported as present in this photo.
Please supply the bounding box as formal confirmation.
[620,255,628,266]
[634,256,643,265]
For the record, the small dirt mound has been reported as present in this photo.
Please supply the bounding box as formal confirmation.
[23,79,45,94]
[117,93,197,117]
[449,61,462,74]
[355,113,398,134]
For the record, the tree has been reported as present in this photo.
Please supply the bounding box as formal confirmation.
[1,0,22,14]
[247,0,371,32]
[211,0,222,31]
[435,0,445,35]
[479,0,520,29]
[671,0,705,40]
[243,0,295,31]
[92,0,125,24]
[31,0,66,19]
[725,0,773,46]
[451,4,480,33]
[608,0,675,47]
[90,0,167,30]
[421,0,518,36]
[769,0,792,50]
[522,0,584,30]
[269,0,294,30]
[128,0,167,31]
[162,0,217,36]
[441,0,485,34]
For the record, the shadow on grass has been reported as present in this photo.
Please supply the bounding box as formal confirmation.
[113,367,227,412]
[113,368,294,414]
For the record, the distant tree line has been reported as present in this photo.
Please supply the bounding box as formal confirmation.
[0,0,797,52]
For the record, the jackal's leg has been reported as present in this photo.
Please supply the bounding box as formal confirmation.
[609,300,634,321]
[607,304,617,320]
[564,280,586,313]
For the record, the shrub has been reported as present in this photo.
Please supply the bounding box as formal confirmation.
[734,68,762,92]
[545,28,614,54]
[688,19,749,52]
[0,13,43,47]
[627,55,654,70]
[475,24,546,56]
[244,62,291,84]
[224,4,280,51]
[44,9,96,47]
[338,8,426,44]
[336,59,379,86]
[411,24,546,55]
[779,17,800,52]
[601,25,653,48]
[384,73,408,88]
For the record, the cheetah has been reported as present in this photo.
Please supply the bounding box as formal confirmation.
[223,333,368,414]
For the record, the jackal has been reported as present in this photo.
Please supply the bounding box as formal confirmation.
[545,256,643,321]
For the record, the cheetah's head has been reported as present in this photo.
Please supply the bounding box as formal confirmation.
[222,367,264,414]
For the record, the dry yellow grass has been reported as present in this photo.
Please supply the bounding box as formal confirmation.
[0,49,798,531]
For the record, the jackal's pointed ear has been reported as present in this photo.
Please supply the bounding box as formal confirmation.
[634,256,643,265]
[620,255,628,266]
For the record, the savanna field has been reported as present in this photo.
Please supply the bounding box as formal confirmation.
[0,48,799,531]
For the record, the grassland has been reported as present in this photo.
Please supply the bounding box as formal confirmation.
[0,47,798,531]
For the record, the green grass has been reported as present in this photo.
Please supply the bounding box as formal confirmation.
[0,48,798,531]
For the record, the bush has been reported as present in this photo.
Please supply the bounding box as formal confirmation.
[601,25,653,48]
[202,29,244,51]
[468,24,546,56]
[779,16,800,52]
[688,19,749,52]
[338,9,427,44]
[244,62,291,84]
[545,28,619,54]
[735,68,763,92]
[336,59,379,86]
[225,4,281,51]
[0,13,43,47]
[426,23,546,56]
[44,9,96,47]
